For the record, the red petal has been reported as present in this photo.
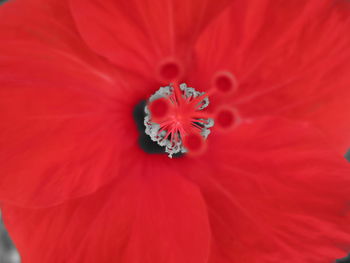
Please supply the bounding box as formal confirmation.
[193,0,350,153]
[302,95,350,154]
[2,167,210,263]
[180,118,350,262]
[0,0,128,207]
[69,0,232,81]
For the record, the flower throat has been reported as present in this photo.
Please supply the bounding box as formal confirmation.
[145,84,214,157]
[134,77,239,158]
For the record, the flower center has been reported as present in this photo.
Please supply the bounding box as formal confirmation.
[144,83,214,157]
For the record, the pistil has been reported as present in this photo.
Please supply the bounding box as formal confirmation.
[144,83,214,157]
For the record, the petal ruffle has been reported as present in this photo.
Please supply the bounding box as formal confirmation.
[181,117,350,262]
[69,0,232,80]
[2,168,210,263]
[0,0,128,207]
[193,0,350,153]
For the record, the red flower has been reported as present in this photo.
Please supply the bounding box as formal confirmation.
[1,0,350,262]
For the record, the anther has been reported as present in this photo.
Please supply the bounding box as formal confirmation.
[144,83,214,157]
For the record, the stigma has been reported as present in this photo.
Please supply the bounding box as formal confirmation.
[144,83,214,158]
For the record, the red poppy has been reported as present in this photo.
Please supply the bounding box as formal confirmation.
[1,0,350,262]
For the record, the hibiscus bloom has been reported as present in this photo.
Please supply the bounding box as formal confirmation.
[1,0,350,262]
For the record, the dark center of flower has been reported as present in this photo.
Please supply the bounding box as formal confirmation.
[140,83,214,158]
[134,71,240,158]
[133,100,167,154]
